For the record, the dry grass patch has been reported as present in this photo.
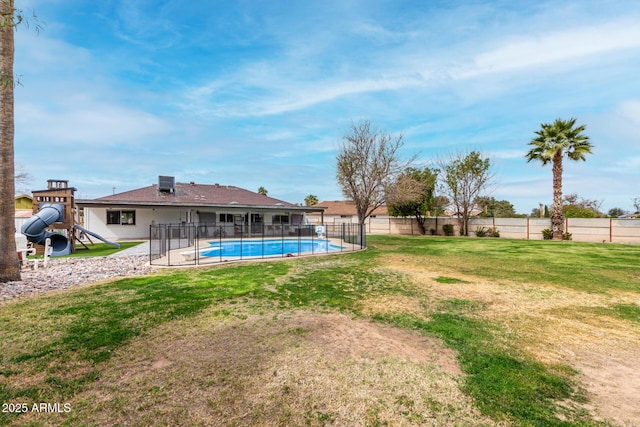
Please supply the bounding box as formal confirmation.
[45,307,499,427]
[357,294,429,319]
[380,252,640,426]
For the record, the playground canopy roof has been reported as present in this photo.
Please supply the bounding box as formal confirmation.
[76,181,325,213]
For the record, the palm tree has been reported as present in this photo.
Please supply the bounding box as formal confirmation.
[304,194,318,206]
[526,118,593,240]
[257,186,268,196]
[0,0,20,282]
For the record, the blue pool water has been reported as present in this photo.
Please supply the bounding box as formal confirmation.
[201,239,343,258]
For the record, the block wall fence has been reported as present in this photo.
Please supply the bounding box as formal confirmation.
[332,217,640,244]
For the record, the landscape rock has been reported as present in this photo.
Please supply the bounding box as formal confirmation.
[1,255,154,301]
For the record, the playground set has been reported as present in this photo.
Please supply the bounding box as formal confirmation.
[19,179,119,257]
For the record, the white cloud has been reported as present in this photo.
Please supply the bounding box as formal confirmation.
[16,101,171,146]
[617,100,640,125]
[458,19,640,78]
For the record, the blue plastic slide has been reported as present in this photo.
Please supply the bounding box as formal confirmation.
[21,204,72,256]
[21,204,121,256]
[74,224,120,249]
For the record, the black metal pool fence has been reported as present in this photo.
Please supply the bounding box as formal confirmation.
[149,222,366,266]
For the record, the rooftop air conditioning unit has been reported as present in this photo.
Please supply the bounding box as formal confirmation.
[158,175,175,193]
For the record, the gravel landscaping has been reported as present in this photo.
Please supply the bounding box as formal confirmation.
[1,244,154,301]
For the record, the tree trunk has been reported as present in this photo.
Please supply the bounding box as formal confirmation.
[414,208,426,235]
[0,1,21,282]
[551,152,564,240]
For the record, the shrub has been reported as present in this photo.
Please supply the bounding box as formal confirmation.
[475,227,500,238]
[443,224,455,236]
[541,229,571,240]
[475,227,488,237]
[429,228,437,235]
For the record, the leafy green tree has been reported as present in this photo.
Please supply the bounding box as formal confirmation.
[607,208,626,218]
[386,167,438,234]
[439,150,493,236]
[526,118,593,239]
[432,195,449,217]
[561,193,603,218]
[304,194,319,206]
[336,120,410,224]
[563,206,598,218]
[257,186,268,196]
[475,196,516,218]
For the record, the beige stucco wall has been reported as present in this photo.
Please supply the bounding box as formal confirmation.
[358,216,640,244]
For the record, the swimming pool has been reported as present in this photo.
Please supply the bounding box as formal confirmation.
[201,238,343,258]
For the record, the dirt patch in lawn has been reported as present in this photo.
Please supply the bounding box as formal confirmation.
[55,309,498,426]
[381,253,640,427]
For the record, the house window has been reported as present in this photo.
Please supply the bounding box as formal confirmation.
[251,213,263,223]
[121,211,135,225]
[272,214,289,224]
[106,211,120,225]
[219,213,234,223]
[106,210,136,225]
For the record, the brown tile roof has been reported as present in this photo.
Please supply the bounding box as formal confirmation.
[78,182,313,209]
[309,201,388,216]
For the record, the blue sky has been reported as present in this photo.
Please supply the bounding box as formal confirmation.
[13,0,640,214]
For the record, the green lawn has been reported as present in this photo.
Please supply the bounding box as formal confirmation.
[1,236,638,426]
[27,241,144,259]
[67,241,144,257]
[370,235,640,292]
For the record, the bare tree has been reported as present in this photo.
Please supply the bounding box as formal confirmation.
[14,163,31,194]
[439,150,493,236]
[336,120,410,224]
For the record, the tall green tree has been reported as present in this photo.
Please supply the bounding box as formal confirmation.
[0,0,19,282]
[386,167,438,235]
[475,196,516,218]
[607,207,626,218]
[526,118,593,240]
[257,186,268,196]
[439,150,493,236]
[336,120,410,224]
[561,193,603,218]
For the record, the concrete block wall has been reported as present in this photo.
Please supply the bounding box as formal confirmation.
[324,214,640,244]
[363,216,640,244]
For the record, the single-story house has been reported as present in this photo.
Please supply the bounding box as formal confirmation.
[76,177,325,241]
[306,200,389,225]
